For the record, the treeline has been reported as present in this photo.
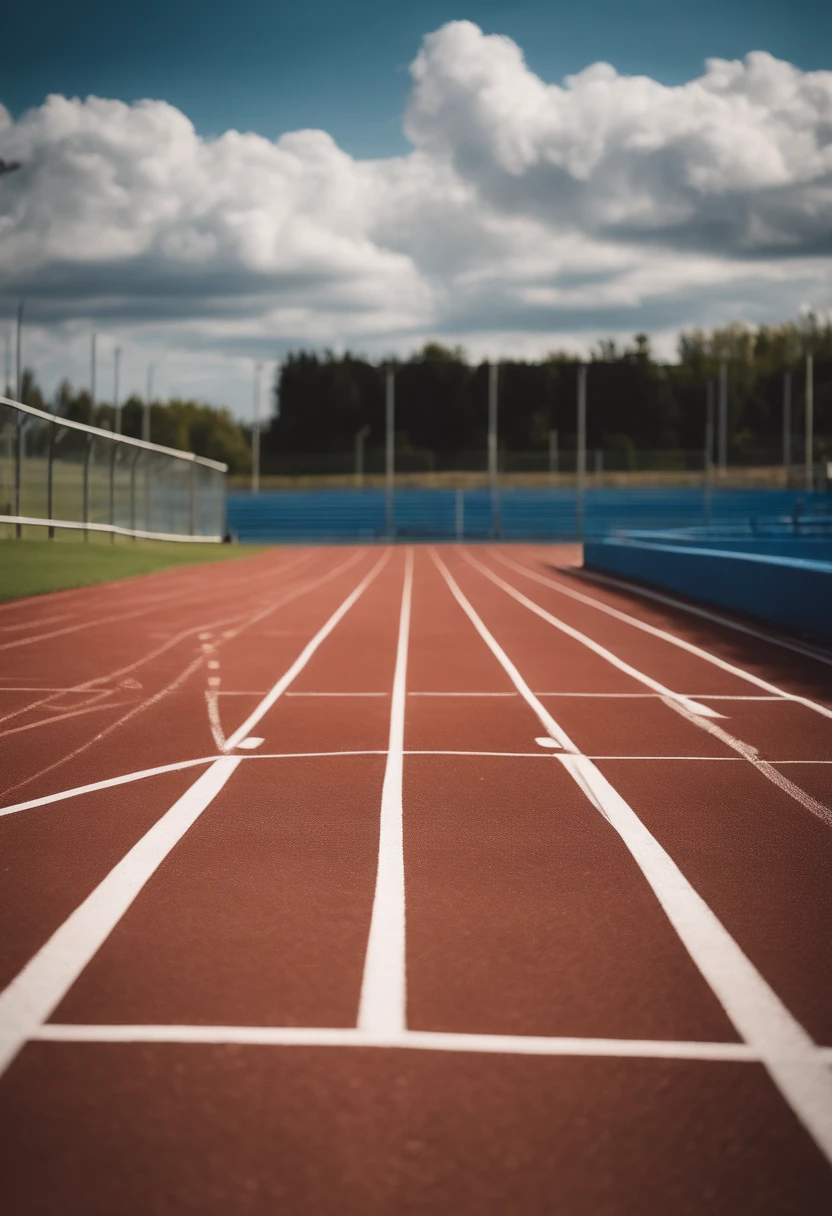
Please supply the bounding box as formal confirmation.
[10,375,252,474]
[265,318,832,467]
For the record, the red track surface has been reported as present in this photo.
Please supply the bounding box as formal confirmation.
[1,543,831,1213]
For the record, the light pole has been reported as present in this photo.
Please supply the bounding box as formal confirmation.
[252,361,261,494]
[718,358,728,476]
[805,352,814,492]
[782,369,792,481]
[488,360,499,536]
[385,367,395,539]
[576,364,587,541]
[90,333,97,424]
[355,423,370,488]
[113,346,121,434]
[15,300,23,401]
[144,363,154,443]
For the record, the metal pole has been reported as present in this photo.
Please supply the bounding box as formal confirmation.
[15,300,23,401]
[108,441,116,544]
[456,488,464,541]
[548,428,558,482]
[385,368,395,539]
[4,323,11,395]
[252,362,261,494]
[576,364,586,541]
[355,424,370,488]
[488,361,498,536]
[90,333,97,424]
[13,413,22,538]
[130,450,139,537]
[782,370,792,482]
[113,346,121,434]
[805,353,814,492]
[718,358,727,476]
[82,436,92,544]
[704,380,714,528]
[188,463,196,536]
[143,363,153,443]
[47,422,55,540]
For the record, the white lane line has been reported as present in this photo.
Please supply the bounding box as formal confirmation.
[0,555,393,1076]
[285,691,389,697]
[435,548,832,1166]
[465,550,722,720]
[576,565,832,669]
[660,696,832,829]
[0,757,241,1076]
[408,691,517,697]
[493,550,832,722]
[204,691,226,750]
[431,551,576,752]
[35,1022,775,1062]
[560,754,832,1161]
[358,549,413,1035]
[222,552,390,752]
[0,758,218,817]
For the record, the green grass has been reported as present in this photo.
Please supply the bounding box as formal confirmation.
[0,535,274,603]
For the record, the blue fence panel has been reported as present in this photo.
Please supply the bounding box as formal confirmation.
[227,487,829,544]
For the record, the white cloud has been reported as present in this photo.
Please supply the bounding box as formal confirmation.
[1,21,831,414]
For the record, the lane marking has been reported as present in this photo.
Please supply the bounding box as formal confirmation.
[0,757,241,1076]
[464,550,722,719]
[432,547,832,1165]
[285,691,389,697]
[222,551,390,751]
[358,549,413,1035]
[36,1022,779,1062]
[480,550,832,825]
[204,691,226,750]
[431,551,579,753]
[236,738,264,750]
[493,550,832,722]
[535,737,562,749]
[576,565,832,668]
[408,690,517,697]
[0,554,394,1077]
[0,758,218,817]
[660,696,832,829]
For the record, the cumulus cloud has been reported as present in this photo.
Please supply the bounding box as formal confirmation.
[1,20,831,410]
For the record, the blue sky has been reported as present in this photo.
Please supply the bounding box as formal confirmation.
[1,7,831,414]
[6,0,830,156]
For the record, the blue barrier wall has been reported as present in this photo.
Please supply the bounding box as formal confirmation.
[583,539,832,645]
[228,487,828,544]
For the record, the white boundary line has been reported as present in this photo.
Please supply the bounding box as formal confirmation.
[431,551,578,752]
[358,549,413,1034]
[493,550,832,721]
[0,554,392,1077]
[576,565,832,668]
[464,550,722,719]
[222,552,390,751]
[34,1022,801,1063]
[429,547,832,1164]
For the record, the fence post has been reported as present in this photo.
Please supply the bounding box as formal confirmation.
[130,450,139,539]
[455,488,464,541]
[488,361,499,537]
[82,436,92,543]
[108,440,116,544]
[189,462,197,536]
[718,358,728,476]
[548,429,558,483]
[576,365,587,541]
[13,412,22,539]
[47,422,55,540]
[782,370,792,484]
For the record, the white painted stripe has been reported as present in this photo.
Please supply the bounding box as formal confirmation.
[35,1022,776,1062]
[577,565,832,668]
[0,513,222,544]
[494,551,832,722]
[222,552,390,751]
[0,757,241,1076]
[430,550,579,753]
[408,691,517,697]
[358,550,413,1035]
[465,550,722,719]
[0,758,217,817]
[285,691,389,697]
[560,754,832,1161]
[436,548,832,1165]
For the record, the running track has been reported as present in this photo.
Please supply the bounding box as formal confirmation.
[1,543,831,1214]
